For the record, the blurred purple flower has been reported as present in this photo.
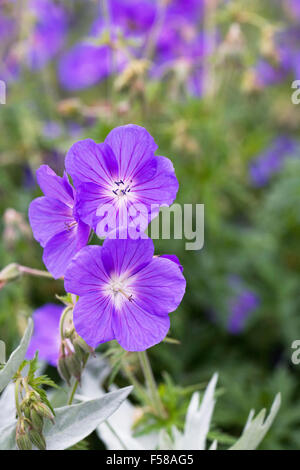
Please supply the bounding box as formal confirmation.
[0,51,19,82]
[42,121,63,140]
[26,0,68,70]
[26,304,62,366]
[249,136,298,187]
[23,164,36,190]
[28,165,90,278]
[167,0,204,19]
[0,12,18,82]
[0,13,15,41]
[253,59,288,88]
[64,237,186,351]
[0,0,68,80]
[58,0,155,91]
[58,0,206,93]
[228,290,260,335]
[155,1,204,62]
[65,124,178,236]
[254,26,300,87]
[109,0,156,35]
[284,0,300,20]
[58,43,115,91]
[150,1,217,97]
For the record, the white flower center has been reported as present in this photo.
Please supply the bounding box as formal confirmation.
[108,277,133,309]
[111,179,133,199]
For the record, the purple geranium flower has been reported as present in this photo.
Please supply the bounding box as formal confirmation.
[109,0,156,35]
[0,12,15,42]
[65,124,179,236]
[64,237,186,351]
[149,2,218,97]
[28,165,90,278]
[228,290,260,335]
[26,304,62,366]
[58,42,116,91]
[0,12,18,82]
[26,0,68,70]
[253,59,289,88]
[58,0,155,91]
[0,0,68,81]
[253,26,300,88]
[160,254,183,272]
[249,136,297,187]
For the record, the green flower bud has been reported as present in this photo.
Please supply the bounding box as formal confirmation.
[16,433,32,451]
[58,355,71,385]
[28,429,46,450]
[73,335,92,356]
[73,341,87,363]
[30,408,44,432]
[65,353,82,381]
[33,402,55,423]
[0,263,21,287]
[16,419,32,450]
[23,405,31,420]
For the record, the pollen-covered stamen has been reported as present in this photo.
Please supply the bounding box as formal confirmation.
[112,180,133,198]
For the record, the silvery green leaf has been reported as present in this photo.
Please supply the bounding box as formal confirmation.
[0,319,33,393]
[48,385,69,409]
[0,422,17,450]
[0,383,16,431]
[43,386,133,450]
[0,340,5,364]
[184,373,218,450]
[80,355,110,399]
[80,358,156,450]
[158,429,175,450]
[209,440,218,450]
[229,393,281,450]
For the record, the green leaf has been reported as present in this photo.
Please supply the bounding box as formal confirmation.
[0,319,33,393]
[27,351,39,382]
[68,439,90,450]
[229,394,281,450]
[31,385,56,416]
[32,375,59,389]
[55,293,74,306]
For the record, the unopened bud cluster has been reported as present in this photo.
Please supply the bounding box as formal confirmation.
[16,390,54,450]
[58,327,92,385]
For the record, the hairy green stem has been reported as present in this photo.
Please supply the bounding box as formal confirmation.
[138,351,167,418]
[122,358,153,407]
[15,379,23,418]
[18,265,55,279]
[67,378,79,406]
[67,355,89,405]
[105,421,128,450]
[59,306,73,341]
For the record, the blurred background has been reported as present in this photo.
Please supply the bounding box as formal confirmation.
[1,0,300,449]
